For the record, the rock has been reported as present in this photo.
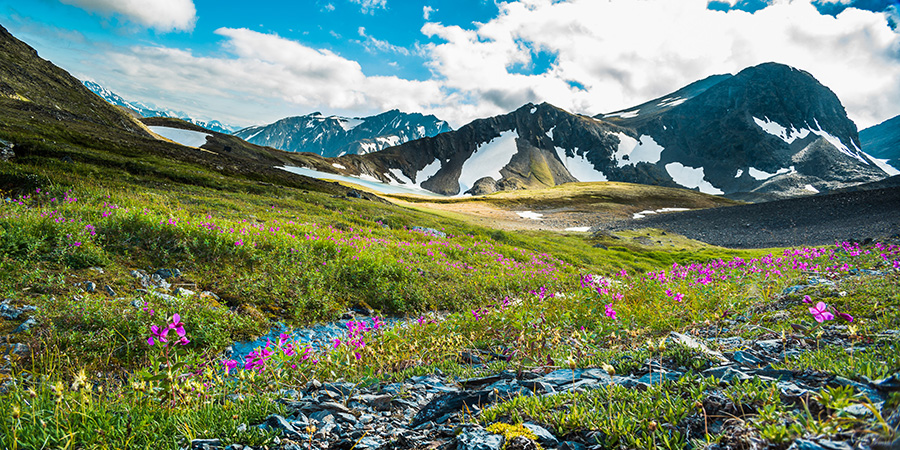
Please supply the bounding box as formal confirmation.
[173,287,196,297]
[0,299,36,320]
[130,299,144,309]
[522,423,558,447]
[871,437,900,450]
[148,291,177,303]
[753,365,794,380]
[191,438,222,449]
[789,439,826,450]
[353,394,393,410]
[0,139,14,162]
[505,436,540,450]
[263,414,299,436]
[465,177,499,196]
[355,436,385,450]
[755,339,783,354]
[411,391,492,427]
[13,318,37,333]
[817,440,853,450]
[346,190,363,199]
[839,403,877,418]
[782,285,810,295]
[154,268,182,279]
[637,371,682,386]
[310,410,335,424]
[829,376,884,403]
[539,369,584,385]
[518,380,555,394]
[83,281,96,293]
[149,274,171,290]
[669,332,729,364]
[410,226,447,238]
[200,291,220,300]
[869,374,900,391]
[732,350,766,366]
[320,401,352,414]
[558,441,586,450]
[456,426,503,450]
[104,285,116,297]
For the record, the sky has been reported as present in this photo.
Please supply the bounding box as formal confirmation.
[0,0,898,130]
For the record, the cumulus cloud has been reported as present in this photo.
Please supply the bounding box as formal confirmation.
[421,0,900,128]
[102,28,445,125]
[58,0,196,32]
[423,6,435,20]
[358,27,410,55]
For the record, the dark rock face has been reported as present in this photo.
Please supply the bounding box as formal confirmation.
[860,114,900,174]
[336,63,887,199]
[234,110,452,157]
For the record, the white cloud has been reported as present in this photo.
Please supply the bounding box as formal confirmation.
[358,27,410,55]
[348,0,387,14]
[420,0,900,128]
[99,28,444,125]
[423,5,435,20]
[58,0,196,32]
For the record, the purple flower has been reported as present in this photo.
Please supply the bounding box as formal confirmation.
[333,338,341,349]
[809,302,834,323]
[148,324,169,346]
[604,303,617,320]
[222,359,237,375]
[168,313,185,337]
[837,312,854,322]
[802,295,812,304]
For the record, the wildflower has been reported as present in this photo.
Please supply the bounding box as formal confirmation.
[809,302,834,323]
[148,324,169,346]
[836,312,854,322]
[802,295,812,304]
[168,313,186,337]
[222,359,238,375]
[604,303,617,320]
[333,338,341,349]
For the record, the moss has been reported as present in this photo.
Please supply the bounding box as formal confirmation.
[485,423,543,450]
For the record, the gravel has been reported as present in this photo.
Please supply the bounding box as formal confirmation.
[609,186,900,248]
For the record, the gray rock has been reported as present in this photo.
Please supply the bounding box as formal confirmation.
[669,332,729,363]
[174,287,196,297]
[539,369,583,385]
[356,436,386,450]
[154,268,181,279]
[13,318,37,333]
[457,426,503,450]
[148,291,177,303]
[263,414,298,435]
[789,439,826,450]
[830,376,885,403]
[732,350,765,366]
[320,401,352,414]
[191,438,222,449]
[0,139,14,162]
[703,365,735,379]
[753,365,794,380]
[755,339,783,354]
[522,423,558,447]
[839,403,877,418]
[637,371,682,386]
[411,390,492,427]
[2,343,29,356]
[333,412,357,424]
[130,299,144,308]
[777,381,810,397]
[817,440,853,450]
[0,300,36,320]
[720,368,754,384]
[410,226,447,238]
[104,285,116,297]
[83,281,96,293]
[869,374,900,391]
[558,441,586,450]
[519,380,555,394]
[354,394,393,409]
[782,285,810,295]
[310,410,335,423]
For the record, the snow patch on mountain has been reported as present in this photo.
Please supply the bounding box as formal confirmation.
[735,169,744,178]
[546,126,555,140]
[613,133,664,168]
[753,117,810,144]
[748,166,795,180]
[863,152,900,176]
[555,147,608,182]
[665,163,724,195]
[458,130,519,194]
[148,126,210,148]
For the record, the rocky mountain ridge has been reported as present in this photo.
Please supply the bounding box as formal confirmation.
[234,110,452,158]
[328,63,889,200]
[860,114,900,176]
[82,80,238,134]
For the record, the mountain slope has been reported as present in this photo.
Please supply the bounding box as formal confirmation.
[860,114,900,175]
[332,63,888,199]
[234,110,452,157]
[83,80,238,134]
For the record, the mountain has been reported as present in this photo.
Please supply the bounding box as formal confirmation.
[82,80,238,134]
[234,110,452,157]
[330,63,889,199]
[860,114,900,175]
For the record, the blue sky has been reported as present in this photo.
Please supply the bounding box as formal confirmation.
[1,0,898,130]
